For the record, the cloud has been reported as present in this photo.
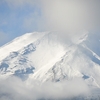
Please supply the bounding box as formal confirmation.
[5,0,100,37]
[22,11,43,32]
[0,76,90,100]
[0,32,9,46]
[4,0,35,8]
[2,0,100,44]
[3,0,100,33]
[41,0,100,36]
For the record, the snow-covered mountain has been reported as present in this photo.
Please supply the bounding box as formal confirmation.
[0,31,100,99]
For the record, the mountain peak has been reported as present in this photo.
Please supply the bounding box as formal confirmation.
[0,31,100,89]
[0,32,48,61]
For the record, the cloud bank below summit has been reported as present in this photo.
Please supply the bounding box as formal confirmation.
[0,77,89,100]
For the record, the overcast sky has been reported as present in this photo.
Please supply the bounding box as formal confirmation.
[0,0,100,46]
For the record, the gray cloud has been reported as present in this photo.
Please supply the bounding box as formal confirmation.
[5,0,100,35]
[4,0,100,31]
[4,0,100,42]
[40,0,100,38]
[0,1,99,99]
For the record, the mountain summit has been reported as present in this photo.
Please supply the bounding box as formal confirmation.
[0,32,100,99]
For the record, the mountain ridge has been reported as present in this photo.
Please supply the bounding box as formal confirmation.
[0,31,100,88]
[1,31,100,99]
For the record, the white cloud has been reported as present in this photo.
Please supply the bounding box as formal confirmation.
[0,76,90,100]
[4,0,100,35]
[4,0,35,7]
[22,11,43,32]
[41,0,100,36]
[0,32,9,46]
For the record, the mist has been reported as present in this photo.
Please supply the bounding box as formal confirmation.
[3,0,100,43]
[24,0,100,44]
[1,0,100,100]
[4,0,100,34]
[40,0,100,36]
[42,0,100,45]
[0,76,90,100]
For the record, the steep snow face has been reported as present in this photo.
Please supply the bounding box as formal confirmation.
[0,31,100,89]
[0,32,47,61]
[29,43,100,88]
[0,32,66,79]
[28,32,100,88]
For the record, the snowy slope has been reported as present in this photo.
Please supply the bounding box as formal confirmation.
[0,31,100,90]
[0,32,47,61]
[0,32,66,78]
